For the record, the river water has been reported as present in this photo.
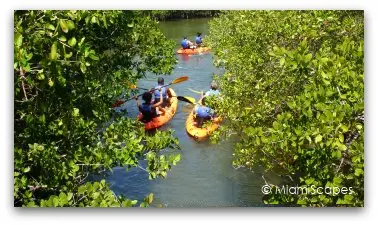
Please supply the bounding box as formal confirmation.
[107,18,278,207]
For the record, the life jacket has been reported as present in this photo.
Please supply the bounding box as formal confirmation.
[195,36,202,44]
[139,103,153,122]
[153,85,167,99]
[181,39,189,48]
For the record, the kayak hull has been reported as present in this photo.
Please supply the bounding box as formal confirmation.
[185,111,222,140]
[176,47,211,54]
[137,88,178,130]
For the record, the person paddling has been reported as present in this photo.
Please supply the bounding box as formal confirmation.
[204,81,220,97]
[181,36,195,49]
[195,32,203,47]
[135,88,163,123]
[153,77,170,115]
[193,95,216,128]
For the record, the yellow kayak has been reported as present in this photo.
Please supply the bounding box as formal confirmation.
[185,110,222,140]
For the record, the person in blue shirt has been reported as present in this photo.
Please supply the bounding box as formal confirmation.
[135,88,163,122]
[204,81,221,97]
[154,77,169,107]
[193,96,216,128]
[181,36,195,49]
[195,32,203,47]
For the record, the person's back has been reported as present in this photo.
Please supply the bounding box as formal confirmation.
[205,89,220,97]
[154,85,167,100]
[181,37,189,49]
[154,77,168,107]
[138,92,155,122]
[195,33,202,46]
[204,81,220,97]
[193,97,215,127]
[194,104,212,119]
[139,102,153,122]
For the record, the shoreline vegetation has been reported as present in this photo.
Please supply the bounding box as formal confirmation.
[143,10,220,20]
[14,10,364,207]
[207,10,364,206]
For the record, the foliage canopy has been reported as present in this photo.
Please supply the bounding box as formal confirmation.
[207,10,364,206]
[14,10,180,207]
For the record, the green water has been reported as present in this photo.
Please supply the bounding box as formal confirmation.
[107,18,278,207]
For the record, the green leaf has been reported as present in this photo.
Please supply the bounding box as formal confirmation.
[332,150,342,159]
[72,108,80,117]
[304,53,312,62]
[52,196,59,207]
[340,124,348,132]
[279,57,285,66]
[68,37,77,47]
[59,20,68,33]
[50,42,57,60]
[146,193,153,204]
[48,78,54,87]
[261,136,268,143]
[338,144,347,151]
[65,52,73,59]
[66,20,75,30]
[23,167,30,173]
[78,37,85,47]
[45,23,55,30]
[80,63,87,73]
[344,194,354,202]
[354,168,363,177]
[89,54,99,60]
[78,185,86,195]
[333,177,342,185]
[67,192,73,201]
[297,199,307,205]
[15,33,23,48]
[338,134,344,143]
[315,134,322,143]
[305,177,314,185]
[59,192,67,203]
[59,36,67,42]
[91,16,97,24]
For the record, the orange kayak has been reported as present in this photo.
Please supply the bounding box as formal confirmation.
[176,47,211,54]
[137,88,178,130]
[185,110,222,140]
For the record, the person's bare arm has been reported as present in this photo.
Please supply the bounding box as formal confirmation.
[198,91,204,104]
[135,97,141,111]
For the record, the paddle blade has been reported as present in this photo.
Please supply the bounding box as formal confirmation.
[177,96,196,104]
[112,100,125,108]
[188,88,202,94]
[171,76,189,84]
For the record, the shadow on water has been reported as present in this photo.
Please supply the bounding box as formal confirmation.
[101,18,281,207]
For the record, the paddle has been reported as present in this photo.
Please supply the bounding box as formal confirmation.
[119,81,149,91]
[112,76,189,108]
[131,86,149,91]
[188,88,203,94]
[176,96,196,104]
